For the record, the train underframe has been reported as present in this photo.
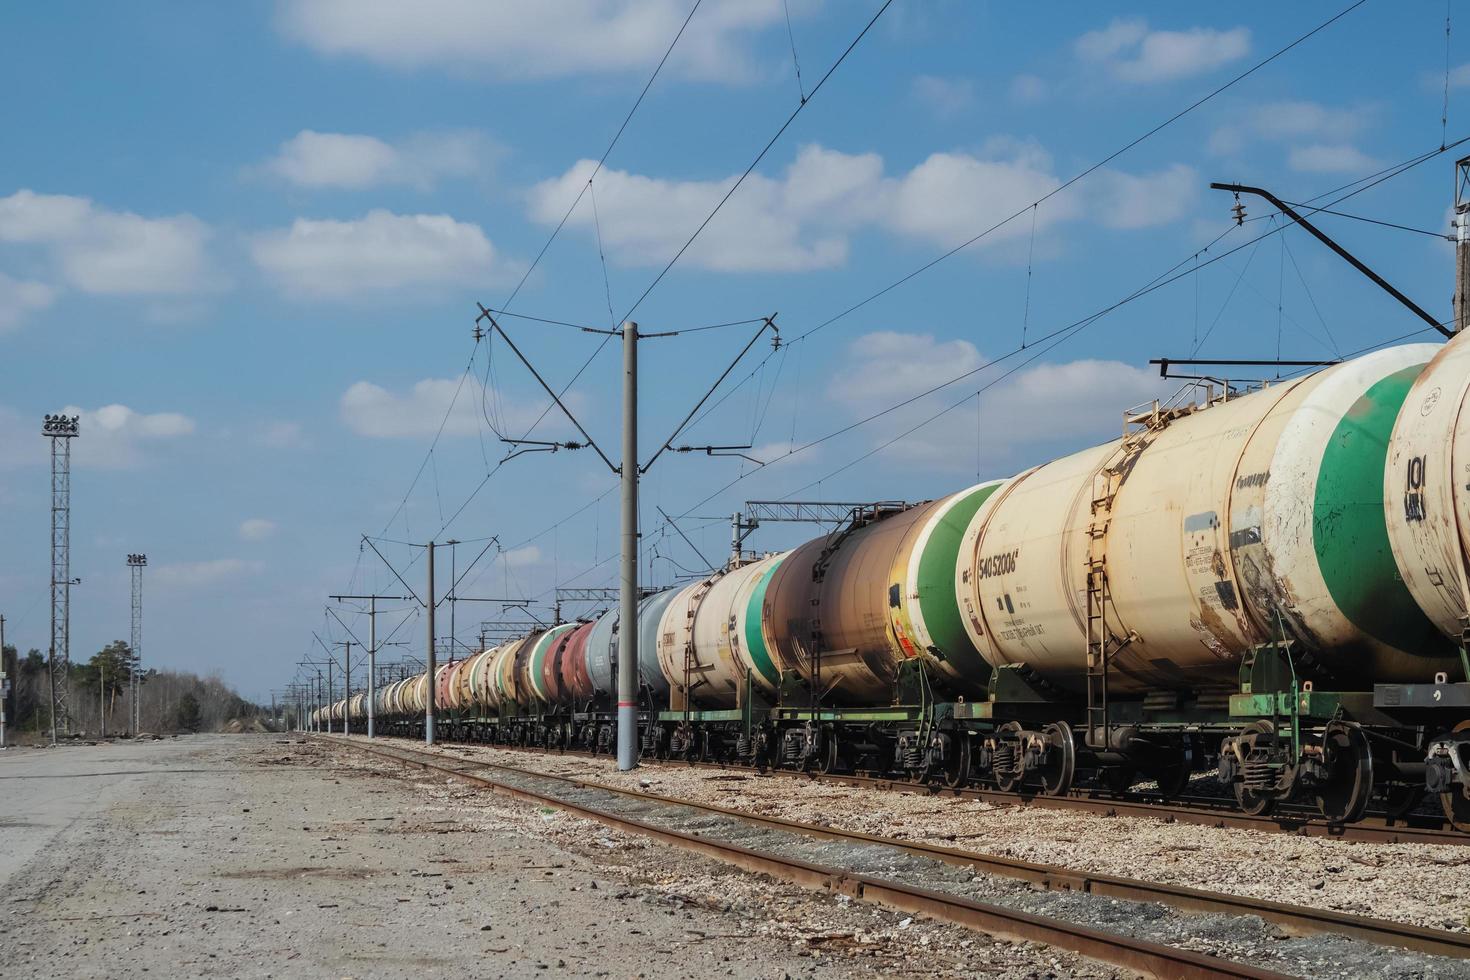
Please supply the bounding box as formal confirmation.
[351,644,1470,832]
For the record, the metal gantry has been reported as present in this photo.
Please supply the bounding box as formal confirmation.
[43,413,79,744]
[128,553,146,734]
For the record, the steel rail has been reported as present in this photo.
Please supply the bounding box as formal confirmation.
[416,736,1467,848]
[318,735,1287,979]
[329,736,1470,960]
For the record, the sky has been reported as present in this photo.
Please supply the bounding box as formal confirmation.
[0,0,1464,702]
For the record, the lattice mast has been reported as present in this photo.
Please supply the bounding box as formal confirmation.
[128,554,146,734]
[43,414,79,744]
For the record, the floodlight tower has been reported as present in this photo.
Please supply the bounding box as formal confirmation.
[42,413,79,744]
[127,554,146,734]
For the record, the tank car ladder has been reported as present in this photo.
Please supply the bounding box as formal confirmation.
[1084,400,1185,749]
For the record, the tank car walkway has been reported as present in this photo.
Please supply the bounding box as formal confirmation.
[0,734,1111,978]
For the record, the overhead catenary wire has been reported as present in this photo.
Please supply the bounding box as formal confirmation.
[498,0,705,314]
[788,0,1372,351]
[620,0,896,322]
[348,1,1444,656]
[657,134,1467,532]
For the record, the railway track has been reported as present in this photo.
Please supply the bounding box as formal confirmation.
[405,733,1466,847]
[319,734,1470,978]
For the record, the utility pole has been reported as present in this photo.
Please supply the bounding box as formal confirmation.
[338,641,352,735]
[329,595,409,739]
[43,413,79,744]
[474,306,776,771]
[128,553,146,735]
[1,614,8,750]
[426,541,436,746]
[1456,156,1470,334]
[618,320,639,771]
[99,657,105,738]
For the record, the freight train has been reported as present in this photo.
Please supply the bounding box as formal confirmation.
[313,337,1470,832]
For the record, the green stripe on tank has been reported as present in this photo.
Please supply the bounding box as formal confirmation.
[743,559,783,685]
[1315,365,1453,655]
[916,483,1000,664]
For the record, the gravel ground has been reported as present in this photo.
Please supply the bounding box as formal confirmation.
[382,738,1470,934]
[342,738,1467,980]
[0,734,1114,979]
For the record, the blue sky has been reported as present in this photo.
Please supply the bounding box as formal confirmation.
[0,1,1464,700]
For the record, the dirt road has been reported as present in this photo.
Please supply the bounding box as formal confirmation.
[0,735,1092,979]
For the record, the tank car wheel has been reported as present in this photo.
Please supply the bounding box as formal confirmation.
[1382,783,1425,820]
[686,730,711,765]
[815,727,840,775]
[1149,761,1192,800]
[1437,721,1470,833]
[942,735,972,789]
[1099,765,1135,797]
[1038,721,1076,797]
[1145,744,1193,800]
[1316,721,1374,825]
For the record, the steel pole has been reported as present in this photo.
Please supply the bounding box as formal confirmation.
[617,320,639,771]
[425,541,436,746]
[342,641,350,736]
[367,598,377,739]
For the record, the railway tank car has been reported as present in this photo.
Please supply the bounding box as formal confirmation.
[327,337,1470,832]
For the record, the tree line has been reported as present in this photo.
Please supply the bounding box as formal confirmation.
[2,640,268,738]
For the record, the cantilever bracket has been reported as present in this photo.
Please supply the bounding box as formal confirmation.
[1210,182,1452,339]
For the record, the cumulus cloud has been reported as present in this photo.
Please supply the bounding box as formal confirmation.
[253,420,309,449]
[153,558,264,588]
[827,331,1169,472]
[1009,74,1047,104]
[529,155,851,272]
[339,376,582,440]
[502,544,542,568]
[0,402,195,469]
[1287,144,1379,174]
[251,209,502,297]
[1209,100,1373,156]
[911,75,975,117]
[0,190,217,296]
[239,518,277,540]
[0,273,56,330]
[530,143,1193,271]
[274,0,792,82]
[1076,18,1249,83]
[258,129,498,190]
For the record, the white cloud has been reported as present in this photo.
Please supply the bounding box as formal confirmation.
[1209,100,1372,156]
[0,273,56,331]
[827,331,985,408]
[1009,73,1047,104]
[502,544,541,568]
[1449,63,1470,89]
[528,156,850,272]
[259,129,498,190]
[911,75,975,117]
[275,0,791,82]
[1076,19,1249,83]
[530,143,1193,271]
[1287,144,1380,174]
[254,420,309,449]
[0,402,195,469]
[1091,164,1197,230]
[339,376,578,440]
[153,558,264,588]
[239,518,277,541]
[251,209,501,297]
[0,190,217,296]
[828,332,1168,471]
